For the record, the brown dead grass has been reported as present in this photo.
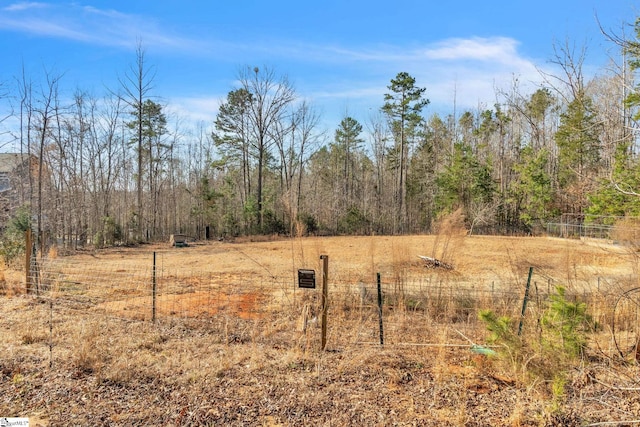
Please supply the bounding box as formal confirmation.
[1,235,639,426]
[43,234,633,288]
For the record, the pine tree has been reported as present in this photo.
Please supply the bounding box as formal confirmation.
[510,146,555,228]
[333,116,364,211]
[586,142,640,219]
[435,142,495,226]
[554,91,601,213]
[381,72,428,233]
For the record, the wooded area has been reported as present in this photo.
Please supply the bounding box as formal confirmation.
[2,24,640,253]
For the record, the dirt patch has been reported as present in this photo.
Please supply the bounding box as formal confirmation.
[95,291,265,320]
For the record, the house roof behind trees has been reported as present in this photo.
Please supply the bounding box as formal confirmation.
[0,153,32,174]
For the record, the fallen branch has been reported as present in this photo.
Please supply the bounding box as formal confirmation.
[583,421,640,426]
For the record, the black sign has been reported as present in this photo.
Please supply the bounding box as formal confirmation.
[298,269,316,289]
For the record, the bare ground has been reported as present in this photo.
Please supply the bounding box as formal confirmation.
[1,235,640,426]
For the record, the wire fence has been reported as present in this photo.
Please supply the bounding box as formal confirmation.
[546,214,640,242]
[546,222,614,240]
[20,251,637,359]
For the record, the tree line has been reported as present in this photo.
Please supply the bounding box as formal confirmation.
[2,25,640,252]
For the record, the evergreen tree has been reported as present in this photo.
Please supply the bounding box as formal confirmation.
[554,91,601,214]
[407,114,452,230]
[213,88,254,210]
[119,43,155,242]
[126,99,168,239]
[586,142,640,219]
[333,116,364,211]
[435,142,495,227]
[382,72,429,233]
[510,146,555,228]
[555,92,601,185]
[623,17,640,121]
[525,88,555,150]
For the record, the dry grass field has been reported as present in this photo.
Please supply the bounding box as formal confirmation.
[1,234,640,426]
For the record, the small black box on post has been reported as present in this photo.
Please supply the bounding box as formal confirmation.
[298,269,316,289]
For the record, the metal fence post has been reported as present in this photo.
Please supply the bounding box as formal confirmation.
[377,272,384,346]
[152,251,157,323]
[518,267,534,336]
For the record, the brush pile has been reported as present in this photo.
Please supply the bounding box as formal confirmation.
[418,255,454,270]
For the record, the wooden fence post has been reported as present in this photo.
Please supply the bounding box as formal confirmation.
[25,229,32,294]
[320,255,328,350]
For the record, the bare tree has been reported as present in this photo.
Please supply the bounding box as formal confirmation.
[34,70,63,254]
[272,100,323,233]
[238,66,296,230]
[86,93,125,246]
[15,65,34,209]
[367,112,391,233]
[539,40,603,214]
[0,81,12,150]
[292,101,323,216]
[117,42,156,241]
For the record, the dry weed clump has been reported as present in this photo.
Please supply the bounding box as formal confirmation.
[71,320,108,375]
[611,217,640,247]
[0,262,26,296]
[431,208,467,265]
[0,266,5,294]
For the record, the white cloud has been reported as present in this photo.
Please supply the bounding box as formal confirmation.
[166,96,223,125]
[0,3,207,52]
[288,37,547,115]
[0,17,92,40]
[0,3,555,125]
[423,37,521,62]
[2,2,49,12]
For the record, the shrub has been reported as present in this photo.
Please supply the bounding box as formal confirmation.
[297,212,318,235]
[0,206,31,266]
[262,210,286,235]
[103,216,123,246]
[337,206,370,235]
[223,212,240,237]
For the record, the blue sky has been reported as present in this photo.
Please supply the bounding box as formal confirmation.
[0,1,638,137]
